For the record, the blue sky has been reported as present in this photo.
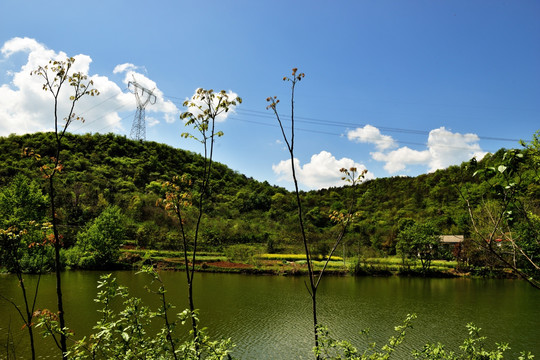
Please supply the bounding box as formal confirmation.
[1,1,539,190]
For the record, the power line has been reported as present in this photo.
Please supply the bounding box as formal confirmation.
[234,108,521,143]
[226,116,493,152]
[71,90,128,132]
[69,91,523,150]
[68,101,511,153]
[71,103,130,133]
[77,91,126,116]
[95,112,136,133]
[164,94,522,143]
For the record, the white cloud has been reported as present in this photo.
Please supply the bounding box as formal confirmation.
[1,37,44,57]
[426,127,487,171]
[359,125,487,174]
[273,151,372,190]
[0,37,179,136]
[113,63,138,74]
[371,147,431,173]
[347,124,396,150]
[184,89,240,123]
[146,117,160,127]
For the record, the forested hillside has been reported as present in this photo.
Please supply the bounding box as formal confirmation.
[0,131,537,262]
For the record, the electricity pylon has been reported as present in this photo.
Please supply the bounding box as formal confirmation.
[129,78,156,141]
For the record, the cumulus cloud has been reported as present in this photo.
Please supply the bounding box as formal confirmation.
[347,125,396,150]
[184,89,240,123]
[273,151,372,190]
[371,147,431,173]
[353,125,486,174]
[1,37,44,57]
[113,63,139,74]
[0,37,178,136]
[426,127,486,172]
[146,117,160,127]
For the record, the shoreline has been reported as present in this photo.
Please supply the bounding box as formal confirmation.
[2,250,521,281]
[118,252,519,280]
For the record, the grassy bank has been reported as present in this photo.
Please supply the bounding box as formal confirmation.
[119,248,468,278]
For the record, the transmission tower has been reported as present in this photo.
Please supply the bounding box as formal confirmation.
[129,78,157,141]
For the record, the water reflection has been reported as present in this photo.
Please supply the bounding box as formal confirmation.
[0,272,538,359]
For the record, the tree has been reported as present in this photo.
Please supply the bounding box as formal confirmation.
[0,175,54,273]
[266,68,366,359]
[0,173,52,360]
[30,57,99,358]
[460,132,540,289]
[71,205,126,268]
[160,88,241,351]
[396,222,440,272]
[0,174,49,228]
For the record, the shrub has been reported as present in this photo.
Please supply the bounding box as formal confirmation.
[74,205,126,268]
[224,244,262,264]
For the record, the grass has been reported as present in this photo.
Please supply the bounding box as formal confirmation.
[311,260,347,269]
[122,249,226,262]
[120,249,461,277]
[256,253,344,261]
[362,256,457,269]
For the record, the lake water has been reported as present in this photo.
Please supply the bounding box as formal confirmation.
[0,271,538,359]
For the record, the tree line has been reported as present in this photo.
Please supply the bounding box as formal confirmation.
[0,131,539,273]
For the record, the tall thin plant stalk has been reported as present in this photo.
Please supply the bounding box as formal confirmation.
[267,68,365,358]
[160,89,241,352]
[32,57,99,358]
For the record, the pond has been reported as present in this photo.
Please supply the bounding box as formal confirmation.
[1,271,538,359]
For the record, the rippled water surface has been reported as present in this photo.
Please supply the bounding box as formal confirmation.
[1,271,538,359]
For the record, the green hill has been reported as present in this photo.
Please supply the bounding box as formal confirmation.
[0,131,537,262]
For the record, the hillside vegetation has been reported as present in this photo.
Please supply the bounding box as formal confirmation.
[0,131,538,270]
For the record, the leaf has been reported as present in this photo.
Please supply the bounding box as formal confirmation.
[498,165,507,173]
[121,331,130,342]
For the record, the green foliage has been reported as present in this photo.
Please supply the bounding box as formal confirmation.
[314,314,416,359]
[0,131,467,257]
[315,316,534,360]
[514,213,540,271]
[225,244,262,264]
[462,134,540,287]
[180,88,241,143]
[256,253,343,261]
[1,131,539,269]
[0,176,53,273]
[133,221,172,249]
[0,174,48,228]
[69,206,126,268]
[396,222,441,272]
[412,323,534,360]
[0,225,53,273]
